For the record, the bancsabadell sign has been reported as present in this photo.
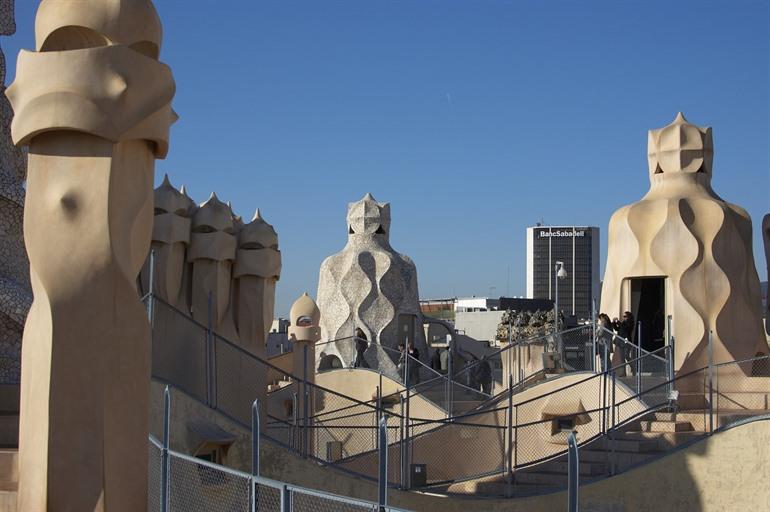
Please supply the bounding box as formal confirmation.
[538,229,586,238]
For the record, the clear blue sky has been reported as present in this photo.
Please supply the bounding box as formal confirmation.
[5,1,769,316]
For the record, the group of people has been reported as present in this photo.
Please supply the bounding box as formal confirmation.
[352,328,492,394]
[595,311,636,372]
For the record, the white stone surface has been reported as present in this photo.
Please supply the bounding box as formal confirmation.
[316,193,426,370]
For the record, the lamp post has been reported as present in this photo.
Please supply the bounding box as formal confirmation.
[554,261,568,330]
[554,261,568,366]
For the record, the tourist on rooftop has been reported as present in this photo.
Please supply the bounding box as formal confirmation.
[353,328,369,368]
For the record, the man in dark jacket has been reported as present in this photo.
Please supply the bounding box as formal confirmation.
[354,328,370,368]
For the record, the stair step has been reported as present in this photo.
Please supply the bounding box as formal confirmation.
[638,420,693,433]
[512,471,568,486]
[542,460,607,476]
[578,449,653,467]
[0,451,17,485]
[0,417,17,449]
[593,437,659,453]
[0,489,15,512]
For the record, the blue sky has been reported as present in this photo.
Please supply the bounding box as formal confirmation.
[4,1,769,316]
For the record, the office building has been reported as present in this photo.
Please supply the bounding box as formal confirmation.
[526,225,600,321]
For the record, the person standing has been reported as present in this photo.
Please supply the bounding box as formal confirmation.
[353,328,370,368]
[407,341,421,385]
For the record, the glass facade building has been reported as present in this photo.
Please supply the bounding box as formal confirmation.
[526,226,600,321]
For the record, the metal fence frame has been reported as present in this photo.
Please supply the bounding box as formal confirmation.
[152,385,412,512]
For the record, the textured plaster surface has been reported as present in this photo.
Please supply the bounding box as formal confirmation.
[602,113,767,375]
[317,193,426,372]
[7,0,176,509]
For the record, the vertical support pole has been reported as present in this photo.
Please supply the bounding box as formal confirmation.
[251,399,260,477]
[251,399,260,512]
[206,291,214,408]
[292,392,299,453]
[610,370,617,475]
[404,385,411,490]
[507,375,514,477]
[636,321,642,394]
[507,313,513,386]
[147,249,156,324]
[513,405,518,473]
[447,339,455,418]
[611,370,616,430]
[378,415,388,511]
[399,395,405,489]
[601,367,607,435]
[302,344,309,458]
[603,329,609,373]
[591,298,597,372]
[708,330,714,434]
[567,432,579,512]
[161,386,171,512]
[280,484,291,512]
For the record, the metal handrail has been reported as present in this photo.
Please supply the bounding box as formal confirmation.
[597,325,669,364]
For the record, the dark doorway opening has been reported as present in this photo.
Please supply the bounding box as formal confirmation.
[630,277,666,353]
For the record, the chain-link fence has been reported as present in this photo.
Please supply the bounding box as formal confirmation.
[152,387,412,512]
[146,290,770,500]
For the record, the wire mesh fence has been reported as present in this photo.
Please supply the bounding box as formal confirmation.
[145,291,770,500]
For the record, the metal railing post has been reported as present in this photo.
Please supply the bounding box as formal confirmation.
[292,392,299,453]
[507,313,513,386]
[161,386,171,512]
[405,386,411,490]
[708,330,714,433]
[567,432,579,512]
[251,398,260,512]
[280,484,291,512]
[507,375,514,478]
[251,398,260,477]
[378,415,388,511]
[513,405,518,475]
[591,299,597,372]
[601,367,607,434]
[399,395,406,489]
[147,249,156,325]
[636,321,642,394]
[447,339,455,418]
[206,291,214,407]
[302,344,309,458]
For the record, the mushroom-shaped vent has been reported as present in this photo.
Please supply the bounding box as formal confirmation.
[290,293,320,327]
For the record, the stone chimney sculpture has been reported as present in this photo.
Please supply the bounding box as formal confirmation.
[234,209,282,354]
[601,113,766,375]
[188,192,238,339]
[317,193,426,373]
[288,292,321,442]
[0,0,30,388]
[5,0,176,510]
[141,174,195,308]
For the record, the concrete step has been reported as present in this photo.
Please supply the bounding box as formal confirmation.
[578,449,652,468]
[0,451,17,485]
[0,417,18,449]
[0,490,15,512]
[512,471,568,486]
[593,436,659,453]
[541,460,608,476]
[637,420,694,433]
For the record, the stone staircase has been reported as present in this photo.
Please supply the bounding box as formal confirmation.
[441,410,706,497]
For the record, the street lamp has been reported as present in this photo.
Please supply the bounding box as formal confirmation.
[554,261,568,331]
